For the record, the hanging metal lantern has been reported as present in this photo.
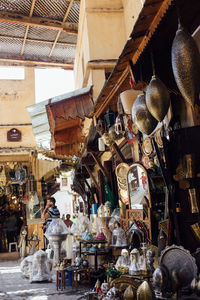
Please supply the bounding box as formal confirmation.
[104,107,115,129]
[117,97,124,115]
[15,165,27,185]
[132,94,158,135]
[114,115,125,138]
[146,75,170,122]
[96,118,105,136]
[171,24,200,107]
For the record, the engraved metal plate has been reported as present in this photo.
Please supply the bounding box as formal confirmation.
[160,245,197,288]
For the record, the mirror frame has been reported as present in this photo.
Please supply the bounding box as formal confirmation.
[127,163,151,210]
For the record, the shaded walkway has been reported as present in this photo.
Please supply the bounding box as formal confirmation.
[0,260,89,300]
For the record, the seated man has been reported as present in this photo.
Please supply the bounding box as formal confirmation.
[41,197,60,229]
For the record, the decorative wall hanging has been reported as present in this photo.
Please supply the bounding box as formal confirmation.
[171,23,200,107]
[115,163,129,205]
[132,94,158,135]
[142,138,153,156]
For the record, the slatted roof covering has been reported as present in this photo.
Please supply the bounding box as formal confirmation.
[0,0,80,68]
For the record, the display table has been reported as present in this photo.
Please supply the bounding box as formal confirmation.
[56,269,66,290]
[56,268,73,290]
[79,240,109,271]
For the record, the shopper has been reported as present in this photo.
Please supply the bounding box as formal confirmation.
[41,197,60,229]
[64,214,73,228]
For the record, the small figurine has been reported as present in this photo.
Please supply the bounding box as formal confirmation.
[129,248,140,275]
[115,249,130,274]
[146,248,155,275]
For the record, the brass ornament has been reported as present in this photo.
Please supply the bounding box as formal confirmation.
[191,223,200,242]
[137,281,154,300]
[142,138,153,156]
[124,285,135,300]
[132,94,158,136]
[171,24,200,107]
[188,188,199,214]
[154,128,163,148]
[146,75,170,122]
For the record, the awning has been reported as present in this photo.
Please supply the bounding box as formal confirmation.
[93,0,200,120]
[93,0,173,119]
[27,86,93,152]
[45,86,93,157]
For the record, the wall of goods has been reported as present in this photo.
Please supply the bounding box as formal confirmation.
[0,161,50,252]
[63,2,200,299]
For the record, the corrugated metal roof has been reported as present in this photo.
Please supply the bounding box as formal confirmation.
[0,0,80,68]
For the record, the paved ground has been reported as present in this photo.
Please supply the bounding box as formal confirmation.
[0,260,91,300]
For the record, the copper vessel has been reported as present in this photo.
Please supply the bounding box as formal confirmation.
[171,24,200,107]
[146,75,170,122]
[132,94,158,135]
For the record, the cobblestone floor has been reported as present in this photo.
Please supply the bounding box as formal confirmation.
[0,260,90,300]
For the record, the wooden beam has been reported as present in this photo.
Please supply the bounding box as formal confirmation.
[94,67,129,119]
[0,11,78,35]
[49,0,75,57]
[90,152,109,182]
[130,0,172,66]
[0,54,74,69]
[112,143,127,163]
[83,59,117,88]
[84,163,99,191]
[84,178,92,194]
[0,35,76,47]
[21,0,36,56]
[98,170,105,205]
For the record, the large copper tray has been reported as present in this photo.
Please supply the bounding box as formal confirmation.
[160,245,197,288]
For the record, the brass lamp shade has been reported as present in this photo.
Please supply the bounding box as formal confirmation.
[132,94,158,135]
[171,24,200,107]
[146,75,170,122]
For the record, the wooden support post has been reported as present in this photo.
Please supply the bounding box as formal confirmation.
[112,143,127,163]
[98,170,105,205]
[90,152,109,182]
[84,178,92,194]
[84,163,99,192]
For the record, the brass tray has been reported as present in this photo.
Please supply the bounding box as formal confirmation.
[160,245,197,288]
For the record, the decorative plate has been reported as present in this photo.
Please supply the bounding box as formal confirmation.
[159,245,197,288]
[115,163,130,179]
[142,138,153,156]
